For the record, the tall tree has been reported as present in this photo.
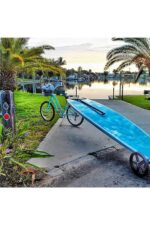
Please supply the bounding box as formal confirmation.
[55,57,66,66]
[50,57,66,66]
[104,38,150,81]
[0,38,65,91]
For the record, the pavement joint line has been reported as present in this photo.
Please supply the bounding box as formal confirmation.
[88,145,121,156]
[47,145,118,172]
[37,145,122,187]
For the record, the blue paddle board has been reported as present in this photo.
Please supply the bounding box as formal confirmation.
[67,98,150,160]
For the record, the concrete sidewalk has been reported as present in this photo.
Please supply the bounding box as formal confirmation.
[30,100,150,170]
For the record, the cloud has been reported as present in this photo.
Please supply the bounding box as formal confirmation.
[55,43,93,51]
[55,42,120,54]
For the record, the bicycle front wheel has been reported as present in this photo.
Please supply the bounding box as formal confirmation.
[40,101,55,121]
[66,105,84,127]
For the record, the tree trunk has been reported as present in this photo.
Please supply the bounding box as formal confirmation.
[135,68,143,82]
[149,68,150,76]
[0,72,16,91]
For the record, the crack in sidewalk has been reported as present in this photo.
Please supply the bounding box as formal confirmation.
[36,145,122,187]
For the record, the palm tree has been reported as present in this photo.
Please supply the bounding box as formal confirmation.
[56,57,66,66]
[104,38,150,81]
[78,66,82,73]
[0,38,65,91]
[50,57,66,66]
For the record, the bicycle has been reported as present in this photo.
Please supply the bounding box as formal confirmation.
[40,93,84,127]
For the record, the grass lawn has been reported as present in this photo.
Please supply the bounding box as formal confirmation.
[15,91,66,150]
[123,95,150,110]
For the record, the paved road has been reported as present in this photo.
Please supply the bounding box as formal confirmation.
[65,148,150,187]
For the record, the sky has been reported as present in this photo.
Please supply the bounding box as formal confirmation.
[28,38,137,72]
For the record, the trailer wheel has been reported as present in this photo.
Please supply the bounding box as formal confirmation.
[130,152,149,177]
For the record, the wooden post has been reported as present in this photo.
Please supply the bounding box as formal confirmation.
[121,83,124,100]
[119,74,122,97]
[75,86,78,97]
[1,90,16,132]
[32,75,36,94]
[32,83,36,93]
[113,87,115,100]
[22,83,26,92]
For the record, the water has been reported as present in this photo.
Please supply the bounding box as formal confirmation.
[19,79,150,99]
[65,80,150,99]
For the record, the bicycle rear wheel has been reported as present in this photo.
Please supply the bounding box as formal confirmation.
[40,101,55,121]
[66,105,84,127]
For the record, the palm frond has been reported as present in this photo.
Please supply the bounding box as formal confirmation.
[105,54,134,70]
[13,38,29,52]
[11,54,25,66]
[115,60,132,72]
[0,38,14,49]
[107,45,139,60]
[105,38,150,74]
[40,45,55,50]
[114,38,150,57]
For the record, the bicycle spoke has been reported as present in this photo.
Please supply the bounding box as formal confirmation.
[135,154,140,162]
[132,161,138,169]
[138,160,145,167]
[40,102,55,121]
[67,106,84,126]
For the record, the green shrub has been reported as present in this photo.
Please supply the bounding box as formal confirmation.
[0,123,3,144]
[0,123,53,186]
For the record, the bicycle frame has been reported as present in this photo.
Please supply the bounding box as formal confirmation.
[48,94,68,118]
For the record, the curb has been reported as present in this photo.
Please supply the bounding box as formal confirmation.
[36,145,120,187]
